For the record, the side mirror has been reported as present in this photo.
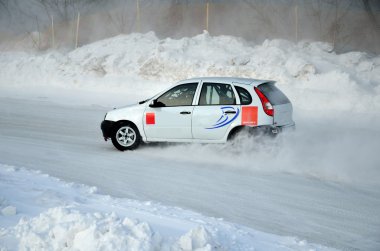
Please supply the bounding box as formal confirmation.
[149,99,165,108]
[149,100,155,108]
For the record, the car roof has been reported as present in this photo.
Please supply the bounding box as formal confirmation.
[182,77,275,86]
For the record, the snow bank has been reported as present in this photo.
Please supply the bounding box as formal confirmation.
[0,165,334,251]
[0,31,379,112]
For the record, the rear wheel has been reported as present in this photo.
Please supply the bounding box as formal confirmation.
[111,122,141,151]
[227,126,278,148]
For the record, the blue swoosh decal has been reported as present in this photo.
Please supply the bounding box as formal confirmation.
[206,106,240,129]
[214,116,229,126]
[215,115,225,123]
[221,106,235,110]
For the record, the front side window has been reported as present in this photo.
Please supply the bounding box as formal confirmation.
[199,83,236,105]
[156,83,198,107]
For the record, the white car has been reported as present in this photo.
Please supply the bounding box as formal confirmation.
[101,77,295,151]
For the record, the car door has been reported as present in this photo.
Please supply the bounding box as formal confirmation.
[192,82,240,140]
[144,82,199,140]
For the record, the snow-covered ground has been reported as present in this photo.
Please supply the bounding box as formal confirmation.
[1,32,380,250]
[0,165,335,251]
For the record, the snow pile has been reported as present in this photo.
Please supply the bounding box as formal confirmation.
[1,206,17,217]
[174,226,218,251]
[0,165,334,251]
[4,208,160,251]
[0,31,379,112]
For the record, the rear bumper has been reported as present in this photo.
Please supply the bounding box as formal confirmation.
[255,123,295,136]
[101,120,116,140]
[273,122,296,133]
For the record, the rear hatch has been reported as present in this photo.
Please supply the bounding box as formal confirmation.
[257,82,294,126]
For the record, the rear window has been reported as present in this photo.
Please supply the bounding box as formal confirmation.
[235,86,252,105]
[199,83,236,105]
[257,83,290,105]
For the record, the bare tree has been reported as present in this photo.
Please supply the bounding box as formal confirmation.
[308,0,325,39]
[164,0,185,34]
[0,0,7,7]
[107,1,136,34]
[308,0,354,50]
[329,0,354,49]
[362,0,380,33]
[0,0,10,14]
[242,0,279,38]
[36,0,103,22]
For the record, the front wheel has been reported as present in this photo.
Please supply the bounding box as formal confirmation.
[111,122,141,151]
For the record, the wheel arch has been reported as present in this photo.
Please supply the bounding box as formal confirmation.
[114,119,147,141]
[114,120,138,131]
[227,125,246,141]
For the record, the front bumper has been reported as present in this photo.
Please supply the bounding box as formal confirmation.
[101,120,116,140]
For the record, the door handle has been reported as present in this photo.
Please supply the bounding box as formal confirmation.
[180,111,191,115]
[224,111,236,114]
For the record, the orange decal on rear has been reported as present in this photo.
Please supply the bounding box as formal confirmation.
[146,113,155,125]
[241,106,258,126]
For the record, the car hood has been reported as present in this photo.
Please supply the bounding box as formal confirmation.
[105,103,146,122]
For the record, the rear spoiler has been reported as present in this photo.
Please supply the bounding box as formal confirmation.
[253,80,276,87]
[232,79,276,87]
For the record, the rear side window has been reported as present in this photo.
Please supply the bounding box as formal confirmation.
[235,86,252,105]
[199,83,236,105]
[257,83,290,105]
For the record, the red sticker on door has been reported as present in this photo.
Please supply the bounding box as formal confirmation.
[241,106,258,126]
[146,113,155,125]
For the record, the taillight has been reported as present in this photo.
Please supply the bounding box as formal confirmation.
[254,87,274,116]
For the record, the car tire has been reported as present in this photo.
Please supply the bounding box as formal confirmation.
[111,122,141,151]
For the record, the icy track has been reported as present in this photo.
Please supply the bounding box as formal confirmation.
[0,32,380,250]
